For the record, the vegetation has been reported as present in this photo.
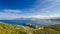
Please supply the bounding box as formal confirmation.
[0,22,60,34]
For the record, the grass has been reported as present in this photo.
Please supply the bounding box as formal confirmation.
[0,22,60,34]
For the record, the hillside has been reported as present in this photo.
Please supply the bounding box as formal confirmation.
[0,22,60,34]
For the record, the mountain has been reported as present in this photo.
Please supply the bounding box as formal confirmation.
[14,17,60,22]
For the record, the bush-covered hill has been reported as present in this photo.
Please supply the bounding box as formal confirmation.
[0,22,60,34]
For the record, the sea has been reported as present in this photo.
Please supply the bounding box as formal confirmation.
[0,20,60,26]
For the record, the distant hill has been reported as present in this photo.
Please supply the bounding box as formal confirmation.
[0,22,60,34]
[14,17,60,21]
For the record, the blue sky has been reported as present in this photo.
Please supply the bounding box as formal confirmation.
[0,0,60,20]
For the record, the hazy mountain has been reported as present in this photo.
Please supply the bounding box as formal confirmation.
[14,17,60,21]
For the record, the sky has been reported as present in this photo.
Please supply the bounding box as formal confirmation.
[0,0,60,20]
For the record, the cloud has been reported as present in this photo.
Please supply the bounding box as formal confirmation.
[0,12,20,20]
[26,14,60,19]
[2,9,22,14]
[29,0,60,14]
[0,0,60,20]
[0,9,60,20]
[0,9,24,20]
